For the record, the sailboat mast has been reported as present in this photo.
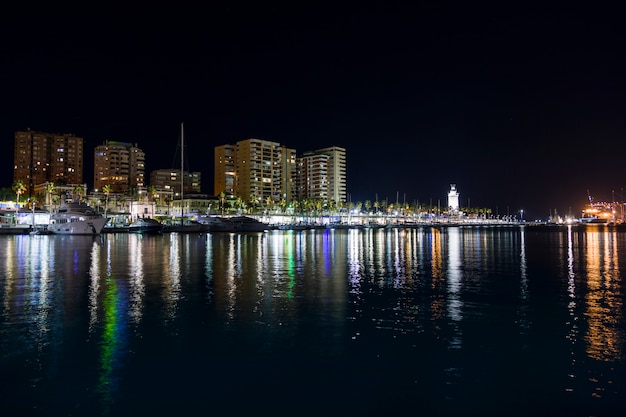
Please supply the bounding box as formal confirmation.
[181,122,184,225]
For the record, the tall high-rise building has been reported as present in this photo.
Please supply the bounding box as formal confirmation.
[237,139,296,203]
[93,141,145,193]
[215,140,346,205]
[13,129,84,195]
[214,144,236,196]
[298,146,347,203]
[296,151,330,201]
[215,139,296,203]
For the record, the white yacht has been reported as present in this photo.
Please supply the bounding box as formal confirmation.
[48,196,109,235]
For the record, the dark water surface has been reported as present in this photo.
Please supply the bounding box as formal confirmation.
[1,226,625,416]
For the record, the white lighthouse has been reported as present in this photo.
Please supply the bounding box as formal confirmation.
[448,184,460,213]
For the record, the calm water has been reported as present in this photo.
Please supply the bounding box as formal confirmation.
[1,226,625,416]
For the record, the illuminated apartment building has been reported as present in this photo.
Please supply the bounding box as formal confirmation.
[214,139,296,203]
[298,146,347,203]
[296,151,329,200]
[214,144,236,196]
[93,141,145,193]
[150,168,202,196]
[13,129,84,195]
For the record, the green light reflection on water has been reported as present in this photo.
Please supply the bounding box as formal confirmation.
[98,275,120,412]
[286,235,295,299]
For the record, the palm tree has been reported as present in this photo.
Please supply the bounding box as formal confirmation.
[127,186,138,219]
[89,196,100,211]
[380,199,388,214]
[327,199,337,215]
[12,180,26,207]
[265,196,273,214]
[29,194,39,208]
[219,192,227,215]
[163,195,170,215]
[73,184,84,202]
[249,194,259,214]
[45,182,56,209]
[235,196,245,213]
[52,194,60,210]
[147,185,157,202]
[291,199,301,215]
[102,184,112,217]
[146,185,158,216]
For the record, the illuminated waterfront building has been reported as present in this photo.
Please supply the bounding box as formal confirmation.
[215,140,346,205]
[13,129,84,195]
[94,141,145,193]
[296,151,330,201]
[215,138,296,204]
[299,146,347,203]
[214,144,236,196]
[149,168,201,197]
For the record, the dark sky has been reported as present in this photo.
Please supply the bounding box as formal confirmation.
[2,4,626,219]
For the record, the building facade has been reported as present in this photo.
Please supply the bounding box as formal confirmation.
[150,168,202,197]
[296,151,329,201]
[214,144,236,196]
[93,141,145,193]
[298,146,347,203]
[215,139,296,203]
[215,139,346,205]
[13,129,84,195]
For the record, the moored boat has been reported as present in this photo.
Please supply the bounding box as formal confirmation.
[198,215,269,232]
[162,220,204,233]
[0,224,32,235]
[230,216,269,232]
[47,196,108,235]
[128,217,163,234]
[277,223,309,231]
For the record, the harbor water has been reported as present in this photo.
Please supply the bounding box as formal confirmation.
[1,226,625,416]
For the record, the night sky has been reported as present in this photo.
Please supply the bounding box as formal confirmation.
[2,4,625,220]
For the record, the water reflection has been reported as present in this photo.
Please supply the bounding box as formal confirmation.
[204,234,214,302]
[447,227,463,323]
[583,228,623,362]
[565,225,580,393]
[97,272,125,413]
[84,237,126,414]
[164,234,182,320]
[128,235,145,324]
[447,227,463,350]
[518,227,529,334]
[1,227,626,416]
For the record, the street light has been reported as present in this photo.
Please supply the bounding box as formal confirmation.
[520,209,524,222]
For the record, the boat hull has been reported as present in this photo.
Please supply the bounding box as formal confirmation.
[47,218,109,235]
[128,226,163,234]
[200,216,268,232]
[162,222,204,233]
[0,225,32,235]
[128,218,163,234]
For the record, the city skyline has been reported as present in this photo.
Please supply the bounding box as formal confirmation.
[2,5,626,219]
[11,129,347,201]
